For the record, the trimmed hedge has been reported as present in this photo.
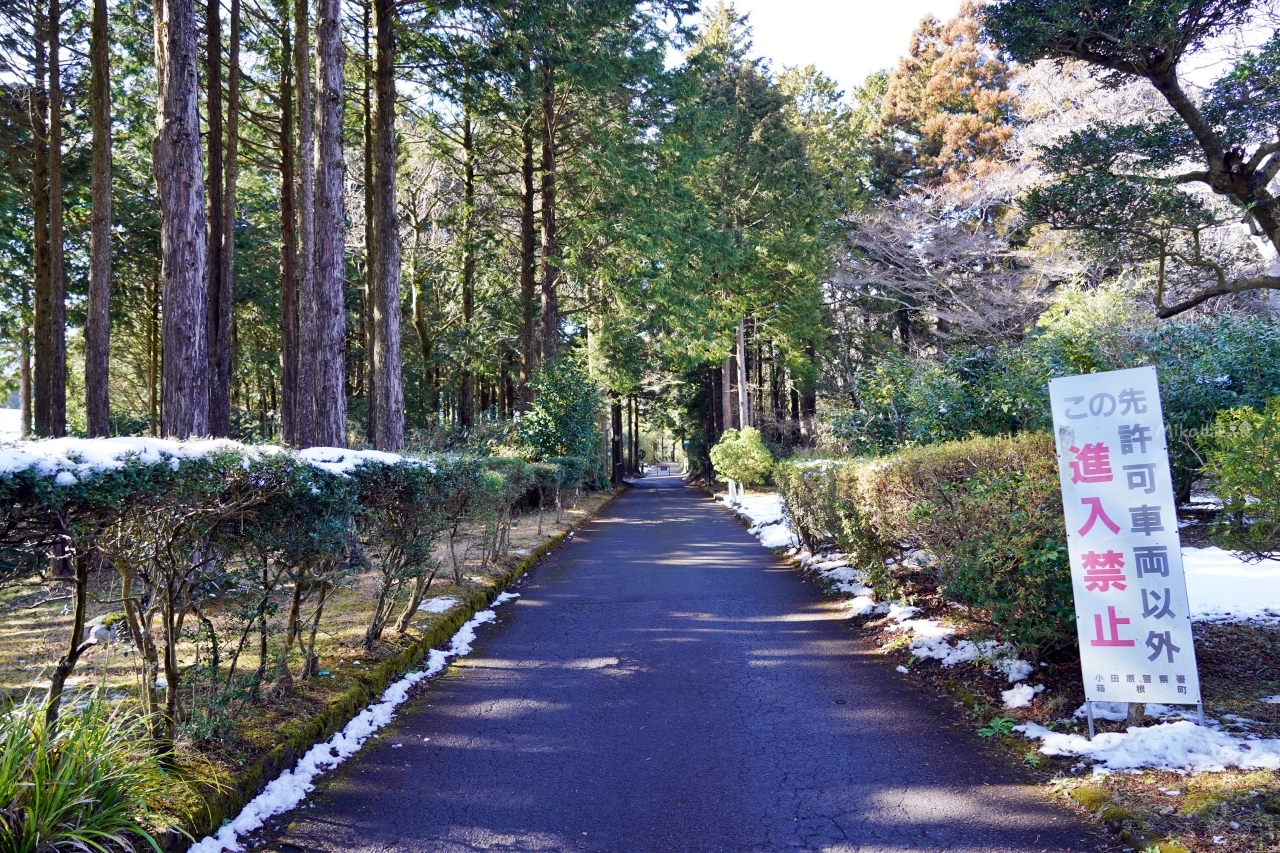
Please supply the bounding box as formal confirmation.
[777,433,1074,655]
[0,440,592,748]
[0,439,596,846]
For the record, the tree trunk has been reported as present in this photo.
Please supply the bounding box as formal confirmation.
[799,346,816,444]
[736,317,749,429]
[457,102,476,429]
[278,0,298,444]
[204,0,224,433]
[361,0,375,443]
[538,63,559,361]
[44,551,93,727]
[45,0,67,437]
[369,0,403,450]
[293,0,316,447]
[611,393,623,486]
[148,275,160,434]
[720,357,733,432]
[30,8,50,437]
[312,0,347,447]
[20,312,32,438]
[209,0,240,436]
[517,94,537,409]
[85,0,112,436]
[155,0,210,438]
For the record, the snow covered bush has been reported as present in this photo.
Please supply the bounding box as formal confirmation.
[1206,397,1280,561]
[0,438,554,754]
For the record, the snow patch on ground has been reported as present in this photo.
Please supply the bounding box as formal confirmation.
[748,493,1280,774]
[733,493,1040,689]
[417,596,459,613]
[1182,547,1280,622]
[1003,683,1045,708]
[1017,721,1280,774]
[188,591,519,853]
[722,493,798,549]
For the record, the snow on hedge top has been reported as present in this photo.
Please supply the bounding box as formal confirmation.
[0,437,260,480]
[297,447,432,476]
[0,437,430,484]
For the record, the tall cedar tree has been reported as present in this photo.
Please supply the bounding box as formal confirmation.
[312,0,346,446]
[370,0,404,450]
[155,0,210,438]
[292,0,317,446]
[879,0,1015,193]
[86,0,112,436]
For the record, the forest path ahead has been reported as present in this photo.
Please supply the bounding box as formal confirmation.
[261,478,1098,853]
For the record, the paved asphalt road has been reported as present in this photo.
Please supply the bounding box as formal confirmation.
[260,478,1100,853]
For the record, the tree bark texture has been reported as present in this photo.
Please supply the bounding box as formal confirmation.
[46,0,67,436]
[209,0,240,436]
[457,103,476,429]
[204,0,224,432]
[611,394,623,487]
[278,0,298,444]
[736,317,749,429]
[362,0,375,443]
[20,316,32,438]
[369,0,403,450]
[518,96,537,409]
[538,63,559,361]
[293,0,316,446]
[720,357,733,433]
[86,0,112,437]
[312,0,347,447]
[155,0,210,438]
[30,10,50,436]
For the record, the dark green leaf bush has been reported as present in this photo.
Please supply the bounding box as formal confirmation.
[1205,398,1280,561]
[518,358,604,462]
[709,427,774,487]
[825,290,1280,498]
[773,459,852,552]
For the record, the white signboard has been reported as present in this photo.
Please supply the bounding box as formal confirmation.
[1049,366,1201,706]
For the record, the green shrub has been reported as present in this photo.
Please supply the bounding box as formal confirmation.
[823,284,1280,499]
[774,459,852,552]
[709,427,774,488]
[479,458,532,563]
[544,456,586,493]
[0,695,164,852]
[519,358,604,462]
[1205,398,1280,561]
[823,433,1074,655]
[351,457,452,644]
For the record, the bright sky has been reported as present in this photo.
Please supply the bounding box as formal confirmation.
[727,0,966,95]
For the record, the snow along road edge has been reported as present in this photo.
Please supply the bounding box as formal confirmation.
[189,592,520,853]
[727,491,1280,775]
